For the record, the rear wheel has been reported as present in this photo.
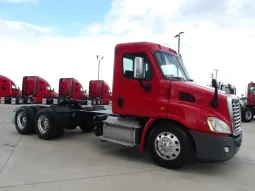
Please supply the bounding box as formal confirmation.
[14,106,35,135]
[26,97,32,104]
[92,99,97,105]
[34,108,58,140]
[17,97,24,104]
[147,122,193,169]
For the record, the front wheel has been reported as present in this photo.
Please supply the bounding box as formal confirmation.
[147,122,193,169]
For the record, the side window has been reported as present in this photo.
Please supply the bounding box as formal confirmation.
[122,53,153,80]
[40,86,43,91]
[2,85,6,90]
[250,87,255,94]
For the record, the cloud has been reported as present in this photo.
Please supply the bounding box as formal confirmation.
[0,0,254,96]
[0,18,51,38]
[0,0,38,3]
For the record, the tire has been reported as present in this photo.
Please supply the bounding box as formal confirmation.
[92,99,97,105]
[14,106,35,135]
[29,106,41,133]
[147,122,193,169]
[79,119,94,132]
[34,108,58,140]
[242,107,253,122]
[18,97,24,104]
[26,97,32,104]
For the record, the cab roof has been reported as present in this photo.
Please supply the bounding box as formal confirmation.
[115,41,181,57]
[0,75,15,84]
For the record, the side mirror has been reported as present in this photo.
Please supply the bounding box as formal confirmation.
[134,57,145,79]
[211,79,218,89]
[84,90,87,93]
[228,83,233,89]
[53,88,54,91]
[18,87,20,90]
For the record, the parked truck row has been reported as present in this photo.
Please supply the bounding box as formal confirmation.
[11,41,243,169]
[216,81,254,122]
[0,75,112,105]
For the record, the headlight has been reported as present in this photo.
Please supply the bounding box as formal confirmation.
[207,117,231,134]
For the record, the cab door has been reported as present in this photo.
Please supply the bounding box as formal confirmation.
[114,47,160,117]
[1,79,9,96]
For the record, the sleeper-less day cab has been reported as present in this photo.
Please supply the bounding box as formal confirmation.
[12,42,242,169]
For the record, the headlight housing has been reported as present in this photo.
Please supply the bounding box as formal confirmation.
[207,117,232,134]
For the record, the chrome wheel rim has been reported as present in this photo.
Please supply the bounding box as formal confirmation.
[17,111,27,130]
[38,115,50,134]
[154,132,181,160]
[19,98,23,104]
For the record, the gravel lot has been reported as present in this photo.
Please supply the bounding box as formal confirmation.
[0,104,254,191]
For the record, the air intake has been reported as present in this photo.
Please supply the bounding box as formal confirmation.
[179,92,196,102]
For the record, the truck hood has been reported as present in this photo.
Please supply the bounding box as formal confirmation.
[171,81,229,110]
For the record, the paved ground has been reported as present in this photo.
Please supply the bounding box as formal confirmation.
[0,104,254,191]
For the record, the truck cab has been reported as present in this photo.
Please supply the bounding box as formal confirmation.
[0,75,22,104]
[245,82,255,120]
[22,76,56,104]
[218,82,236,95]
[106,42,242,167]
[247,82,255,106]
[89,80,112,105]
[56,78,87,103]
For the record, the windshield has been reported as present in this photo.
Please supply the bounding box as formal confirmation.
[154,51,191,81]
[11,85,17,89]
[223,87,231,94]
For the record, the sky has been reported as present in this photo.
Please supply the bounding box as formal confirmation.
[0,0,254,96]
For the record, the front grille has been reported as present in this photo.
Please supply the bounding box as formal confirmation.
[227,95,242,135]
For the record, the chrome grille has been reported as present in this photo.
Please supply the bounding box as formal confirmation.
[227,95,242,135]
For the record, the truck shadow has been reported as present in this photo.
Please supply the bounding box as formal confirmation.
[40,130,232,173]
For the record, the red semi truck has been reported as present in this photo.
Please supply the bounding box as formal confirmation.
[47,79,112,105]
[89,80,112,105]
[10,76,57,104]
[11,42,242,169]
[243,82,255,122]
[0,75,22,104]
[217,81,254,122]
[44,77,88,105]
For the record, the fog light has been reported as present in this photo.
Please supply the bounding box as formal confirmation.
[224,147,229,153]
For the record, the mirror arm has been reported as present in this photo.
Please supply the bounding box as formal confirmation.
[138,80,151,92]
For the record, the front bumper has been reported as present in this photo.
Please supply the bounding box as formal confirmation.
[190,131,242,162]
